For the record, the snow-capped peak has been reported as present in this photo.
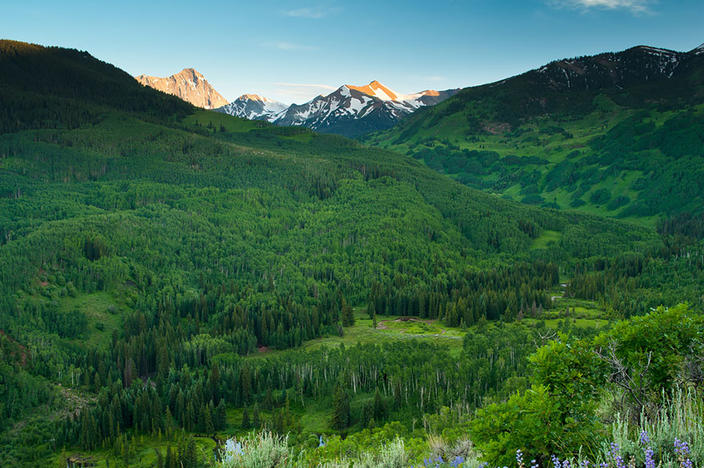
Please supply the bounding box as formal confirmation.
[216,94,287,122]
[239,94,269,102]
[347,81,400,101]
[217,80,458,137]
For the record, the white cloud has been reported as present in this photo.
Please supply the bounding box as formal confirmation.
[273,82,336,90]
[262,41,317,51]
[549,0,655,14]
[273,82,337,103]
[282,6,338,19]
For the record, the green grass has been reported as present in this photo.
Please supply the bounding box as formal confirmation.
[248,310,466,361]
[52,434,217,468]
[366,87,704,222]
[59,292,125,348]
[183,110,264,133]
[531,230,562,250]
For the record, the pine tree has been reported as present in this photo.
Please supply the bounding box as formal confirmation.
[252,403,261,429]
[264,387,274,410]
[203,404,214,434]
[241,406,251,429]
[330,380,350,430]
[373,388,386,421]
[215,399,227,430]
[341,299,355,327]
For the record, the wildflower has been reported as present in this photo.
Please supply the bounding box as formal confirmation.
[531,459,540,468]
[517,449,525,468]
[643,446,655,468]
[551,454,561,468]
[610,443,625,468]
[639,431,650,446]
[450,455,465,467]
[674,439,693,468]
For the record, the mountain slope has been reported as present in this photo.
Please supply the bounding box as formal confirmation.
[135,67,228,109]
[0,40,193,133]
[366,44,704,220]
[217,93,287,121]
[217,80,459,137]
[0,39,663,466]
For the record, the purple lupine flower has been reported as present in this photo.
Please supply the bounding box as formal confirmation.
[517,449,525,467]
[610,443,625,468]
[674,439,693,468]
[639,431,650,446]
[551,454,561,468]
[531,459,540,468]
[643,446,655,468]
[674,438,691,456]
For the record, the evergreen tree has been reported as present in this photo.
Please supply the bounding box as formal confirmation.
[373,388,386,421]
[330,379,351,430]
[215,400,227,430]
[252,403,261,429]
[341,299,355,327]
[241,406,251,429]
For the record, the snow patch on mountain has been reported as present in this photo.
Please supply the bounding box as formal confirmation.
[217,80,458,137]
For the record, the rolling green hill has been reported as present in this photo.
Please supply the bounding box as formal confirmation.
[366,45,704,222]
[2,40,702,467]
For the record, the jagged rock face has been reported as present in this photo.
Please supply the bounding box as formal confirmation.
[218,94,288,121]
[135,68,228,109]
[215,81,459,137]
[270,83,459,137]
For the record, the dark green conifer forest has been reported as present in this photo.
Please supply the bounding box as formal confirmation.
[0,40,702,467]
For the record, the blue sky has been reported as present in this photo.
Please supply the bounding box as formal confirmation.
[2,0,703,104]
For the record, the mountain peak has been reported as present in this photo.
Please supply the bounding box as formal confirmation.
[418,89,440,97]
[630,45,679,56]
[347,81,399,101]
[240,93,266,101]
[691,43,704,55]
[178,68,203,78]
[135,68,227,109]
[217,94,287,122]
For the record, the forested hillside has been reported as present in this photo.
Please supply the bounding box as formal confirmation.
[366,45,704,221]
[0,40,702,467]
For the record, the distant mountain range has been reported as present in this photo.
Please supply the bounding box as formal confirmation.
[218,94,288,121]
[216,80,459,137]
[366,43,704,218]
[134,69,458,137]
[135,68,228,109]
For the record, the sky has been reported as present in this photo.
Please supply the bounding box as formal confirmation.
[2,0,703,104]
